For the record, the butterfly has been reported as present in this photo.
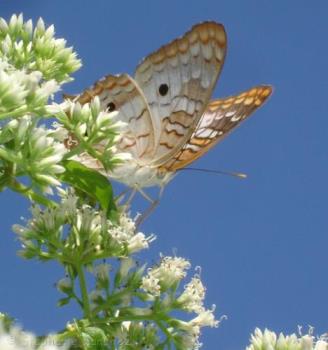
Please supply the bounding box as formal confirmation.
[65,21,272,205]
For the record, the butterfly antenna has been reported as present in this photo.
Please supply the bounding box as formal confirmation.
[178,167,247,179]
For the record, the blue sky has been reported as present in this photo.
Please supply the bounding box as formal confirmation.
[1,0,328,349]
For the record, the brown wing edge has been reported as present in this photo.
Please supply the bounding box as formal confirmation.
[134,22,228,165]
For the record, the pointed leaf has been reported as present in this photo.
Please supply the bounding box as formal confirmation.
[60,160,117,219]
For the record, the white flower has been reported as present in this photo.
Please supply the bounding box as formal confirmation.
[50,121,69,141]
[177,276,206,313]
[60,190,78,218]
[21,71,42,93]
[189,307,219,328]
[34,80,60,102]
[178,325,202,350]
[89,290,104,304]
[141,274,161,296]
[56,277,72,293]
[93,263,111,281]
[24,19,33,37]
[0,17,9,32]
[301,335,315,350]
[146,256,191,290]
[315,341,328,350]
[75,206,101,237]
[12,224,26,236]
[108,214,155,254]
[35,17,45,34]
[119,214,136,234]
[0,69,28,111]
[127,232,155,253]
[119,257,135,279]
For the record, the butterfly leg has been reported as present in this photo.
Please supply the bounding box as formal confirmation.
[135,187,164,227]
[124,188,137,208]
[115,187,132,205]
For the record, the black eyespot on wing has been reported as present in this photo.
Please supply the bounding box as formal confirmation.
[106,102,116,112]
[159,84,169,96]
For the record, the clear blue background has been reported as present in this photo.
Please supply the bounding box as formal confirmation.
[1,1,328,349]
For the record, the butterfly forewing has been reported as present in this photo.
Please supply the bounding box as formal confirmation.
[160,86,272,171]
[73,74,155,160]
[134,22,227,165]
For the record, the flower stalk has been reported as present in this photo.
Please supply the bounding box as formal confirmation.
[76,264,91,319]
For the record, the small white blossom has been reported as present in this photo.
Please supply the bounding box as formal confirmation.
[141,274,161,296]
[59,190,78,218]
[56,277,72,293]
[177,276,206,313]
[0,17,8,32]
[315,341,328,350]
[93,263,111,281]
[119,257,135,279]
[24,19,33,37]
[36,17,45,33]
[119,213,136,234]
[0,69,28,112]
[75,206,101,237]
[179,325,202,350]
[89,290,104,304]
[145,256,191,290]
[189,307,219,328]
[127,232,155,253]
[34,79,60,102]
[302,335,315,350]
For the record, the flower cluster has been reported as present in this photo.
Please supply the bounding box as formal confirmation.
[140,257,219,349]
[12,189,221,349]
[0,60,60,118]
[52,97,128,172]
[141,256,191,295]
[0,14,128,197]
[0,116,66,187]
[247,328,328,350]
[0,14,80,119]
[0,14,81,193]
[12,189,154,262]
[0,14,81,84]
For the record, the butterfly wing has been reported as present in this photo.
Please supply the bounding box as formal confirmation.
[159,86,272,171]
[134,21,227,165]
[69,74,155,160]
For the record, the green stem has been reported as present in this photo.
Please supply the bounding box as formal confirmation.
[0,105,56,121]
[0,106,29,120]
[8,179,57,207]
[76,264,91,319]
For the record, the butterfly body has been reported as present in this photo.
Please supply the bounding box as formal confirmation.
[110,159,174,188]
[66,22,272,191]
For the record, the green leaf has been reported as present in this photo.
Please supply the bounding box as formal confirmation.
[60,160,117,220]
[57,297,71,307]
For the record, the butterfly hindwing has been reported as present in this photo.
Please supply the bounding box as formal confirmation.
[160,86,272,171]
[134,22,227,165]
